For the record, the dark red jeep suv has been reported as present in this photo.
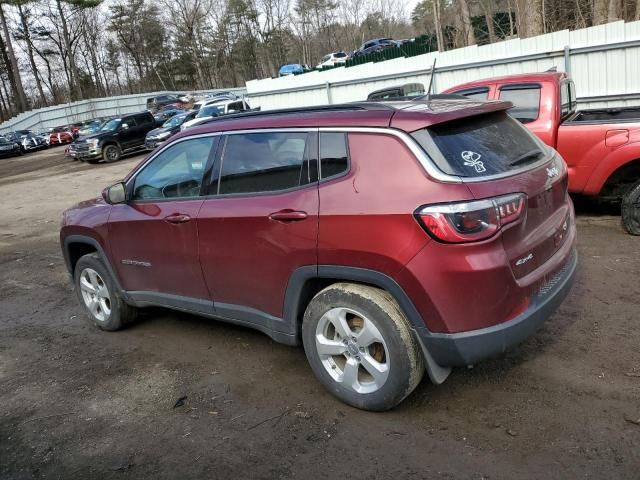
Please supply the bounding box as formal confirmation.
[61,99,577,411]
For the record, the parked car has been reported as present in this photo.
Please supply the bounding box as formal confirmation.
[66,111,155,163]
[316,52,348,69]
[146,94,183,113]
[60,99,577,411]
[145,110,197,150]
[13,130,48,152]
[49,127,74,146]
[444,71,640,235]
[367,83,425,101]
[192,93,238,112]
[0,136,23,157]
[35,129,51,146]
[352,38,399,57]
[278,64,307,76]
[153,108,184,126]
[181,99,252,130]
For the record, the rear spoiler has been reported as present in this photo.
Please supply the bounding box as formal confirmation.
[390,99,513,132]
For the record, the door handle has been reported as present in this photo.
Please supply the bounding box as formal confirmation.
[269,210,308,222]
[164,213,191,224]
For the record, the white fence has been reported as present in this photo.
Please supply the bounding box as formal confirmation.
[246,20,640,111]
[0,88,246,135]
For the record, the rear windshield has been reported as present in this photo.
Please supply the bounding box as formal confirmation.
[412,111,545,178]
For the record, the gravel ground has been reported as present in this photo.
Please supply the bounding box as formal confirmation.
[0,147,639,479]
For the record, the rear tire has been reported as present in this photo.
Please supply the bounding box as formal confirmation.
[102,144,121,163]
[302,283,424,411]
[621,180,640,235]
[74,253,137,331]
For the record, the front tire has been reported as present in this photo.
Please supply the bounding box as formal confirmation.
[622,180,640,235]
[302,283,424,411]
[74,253,137,331]
[102,144,121,163]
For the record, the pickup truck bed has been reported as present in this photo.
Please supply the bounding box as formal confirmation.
[567,107,640,123]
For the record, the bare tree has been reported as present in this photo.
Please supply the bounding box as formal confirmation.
[593,0,609,24]
[457,0,476,46]
[432,0,444,51]
[14,1,47,105]
[479,0,497,43]
[0,2,28,110]
[516,0,544,37]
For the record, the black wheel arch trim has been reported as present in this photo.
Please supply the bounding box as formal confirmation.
[285,265,428,335]
[284,265,451,383]
[62,235,128,300]
[101,140,121,151]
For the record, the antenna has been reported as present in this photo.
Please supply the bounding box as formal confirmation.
[426,57,437,108]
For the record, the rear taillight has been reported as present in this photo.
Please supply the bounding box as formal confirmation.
[416,193,526,243]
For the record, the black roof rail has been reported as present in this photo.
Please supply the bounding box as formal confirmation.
[198,102,396,126]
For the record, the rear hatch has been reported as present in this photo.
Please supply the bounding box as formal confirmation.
[412,111,572,280]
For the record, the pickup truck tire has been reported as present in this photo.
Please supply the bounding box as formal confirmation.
[74,253,137,331]
[621,180,640,235]
[302,283,424,411]
[102,144,121,163]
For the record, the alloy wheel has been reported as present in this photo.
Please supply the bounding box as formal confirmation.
[105,146,119,161]
[79,268,111,322]
[315,307,390,394]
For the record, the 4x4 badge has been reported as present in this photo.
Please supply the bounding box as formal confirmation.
[461,151,486,173]
[546,166,559,178]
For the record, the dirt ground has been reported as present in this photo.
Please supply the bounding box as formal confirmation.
[0,146,638,480]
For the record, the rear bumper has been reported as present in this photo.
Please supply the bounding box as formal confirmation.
[418,247,577,367]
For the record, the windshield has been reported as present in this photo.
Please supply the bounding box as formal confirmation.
[197,106,224,118]
[411,111,546,178]
[163,115,187,128]
[100,119,121,131]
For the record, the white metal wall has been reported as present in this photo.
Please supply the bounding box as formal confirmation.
[246,20,640,111]
[0,88,247,135]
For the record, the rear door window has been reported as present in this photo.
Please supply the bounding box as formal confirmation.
[218,132,314,195]
[135,113,153,126]
[411,111,545,178]
[227,101,245,112]
[498,84,541,123]
[122,117,137,129]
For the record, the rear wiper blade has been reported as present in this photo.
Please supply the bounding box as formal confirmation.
[509,149,543,167]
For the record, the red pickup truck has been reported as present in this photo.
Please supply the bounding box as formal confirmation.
[443,72,640,235]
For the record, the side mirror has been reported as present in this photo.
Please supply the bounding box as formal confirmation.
[121,123,129,130]
[102,182,126,204]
